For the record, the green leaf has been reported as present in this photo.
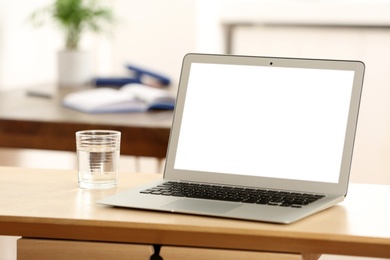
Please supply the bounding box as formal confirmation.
[28,0,115,50]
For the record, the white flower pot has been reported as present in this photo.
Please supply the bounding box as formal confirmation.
[57,50,92,87]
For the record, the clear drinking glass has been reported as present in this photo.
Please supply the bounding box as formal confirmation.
[76,130,121,189]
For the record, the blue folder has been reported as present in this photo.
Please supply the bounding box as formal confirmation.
[94,65,171,87]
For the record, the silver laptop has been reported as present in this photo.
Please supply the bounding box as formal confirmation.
[98,53,365,224]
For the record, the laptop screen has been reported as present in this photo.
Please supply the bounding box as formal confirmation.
[165,54,364,194]
[173,62,355,184]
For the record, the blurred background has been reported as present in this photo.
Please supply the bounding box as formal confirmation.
[2,0,390,181]
[1,0,390,182]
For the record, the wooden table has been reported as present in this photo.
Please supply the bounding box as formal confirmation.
[0,88,172,158]
[1,166,390,259]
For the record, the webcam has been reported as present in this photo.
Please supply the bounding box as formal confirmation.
[270,62,273,65]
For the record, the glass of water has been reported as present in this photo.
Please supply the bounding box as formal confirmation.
[76,130,121,189]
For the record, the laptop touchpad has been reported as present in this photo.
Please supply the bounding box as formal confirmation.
[161,198,241,214]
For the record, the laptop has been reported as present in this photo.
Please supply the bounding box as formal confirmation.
[98,53,365,224]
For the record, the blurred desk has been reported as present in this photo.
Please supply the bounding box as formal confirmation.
[0,88,172,158]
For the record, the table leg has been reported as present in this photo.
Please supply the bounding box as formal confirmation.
[150,244,163,260]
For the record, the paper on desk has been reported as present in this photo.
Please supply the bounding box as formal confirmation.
[62,83,175,113]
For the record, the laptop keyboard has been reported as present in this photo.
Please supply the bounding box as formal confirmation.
[140,181,325,208]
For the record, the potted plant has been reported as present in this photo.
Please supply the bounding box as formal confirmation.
[30,0,115,87]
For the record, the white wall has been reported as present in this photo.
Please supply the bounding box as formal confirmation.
[0,3,4,86]
[0,0,61,90]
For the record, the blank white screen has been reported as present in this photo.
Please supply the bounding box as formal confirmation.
[174,63,355,183]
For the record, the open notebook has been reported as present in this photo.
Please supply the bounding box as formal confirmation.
[98,53,365,224]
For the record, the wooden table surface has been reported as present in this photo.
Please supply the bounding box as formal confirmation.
[1,166,390,259]
[0,88,173,158]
